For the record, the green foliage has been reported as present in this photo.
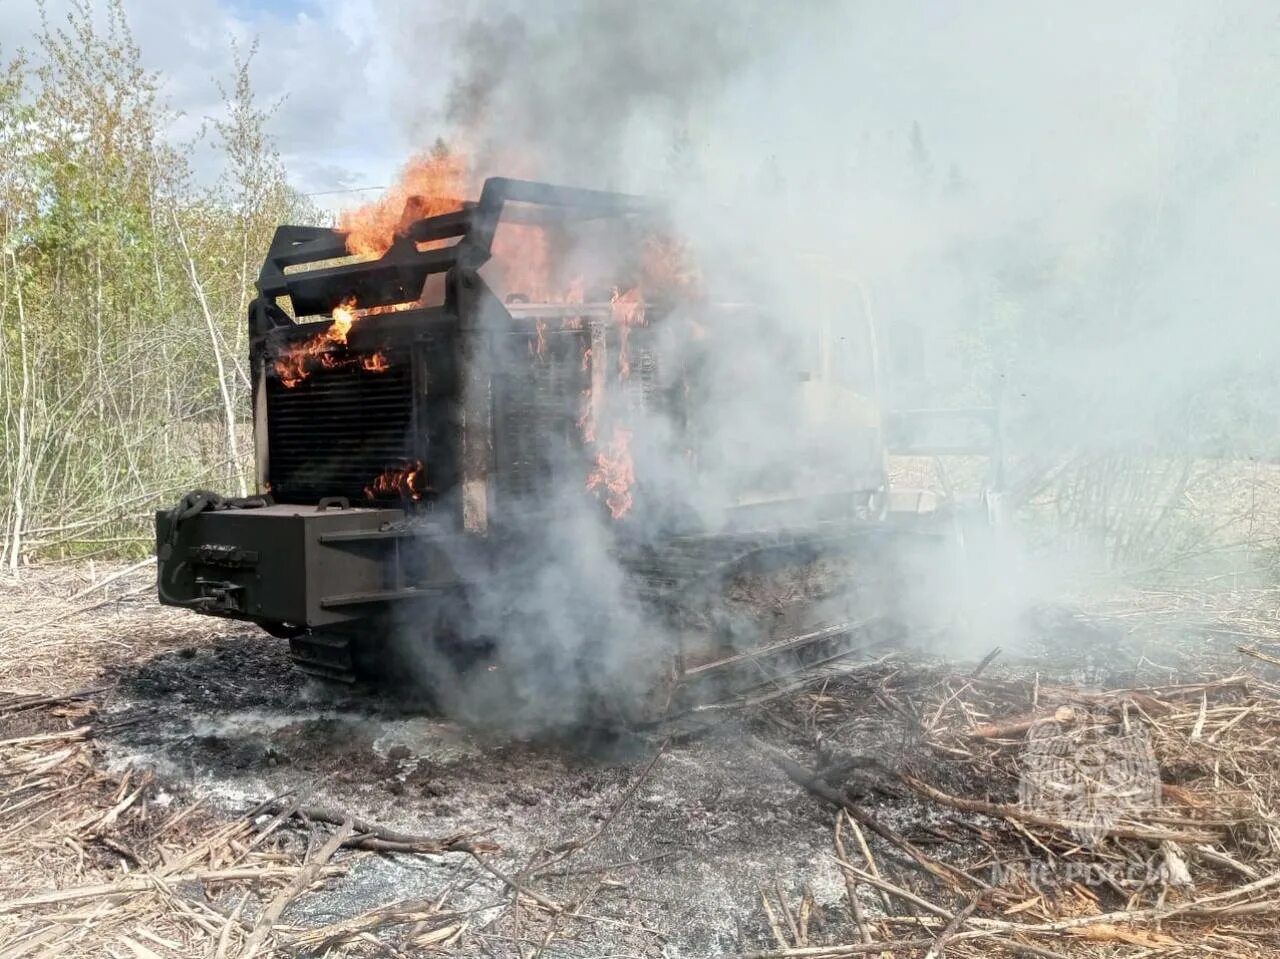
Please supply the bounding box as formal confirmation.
[0,0,311,568]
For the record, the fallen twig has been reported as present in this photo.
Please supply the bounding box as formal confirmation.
[737,937,939,957]
[531,738,669,876]
[1,865,347,911]
[0,686,111,715]
[758,739,985,889]
[923,898,977,959]
[293,902,485,954]
[970,646,1002,679]
[241,818,354,957]
[1238,645,1280,669]
[969,705,1079,739]
[833,814,871,945]
[256,798,495,854]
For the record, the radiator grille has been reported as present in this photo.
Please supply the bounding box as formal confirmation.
[266,349,416,504]
[496,331,588,504]
[494,326,663,508]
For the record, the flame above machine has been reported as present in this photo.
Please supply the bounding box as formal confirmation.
[252,168,695,525]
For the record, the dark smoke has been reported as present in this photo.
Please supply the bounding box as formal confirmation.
[400,0,792,185]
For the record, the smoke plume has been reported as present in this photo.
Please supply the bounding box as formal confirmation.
[357,0,1280,726]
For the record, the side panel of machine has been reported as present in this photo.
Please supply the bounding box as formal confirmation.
[155,505,405,628]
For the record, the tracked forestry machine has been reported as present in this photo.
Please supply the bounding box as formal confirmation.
[156,177,1000,718]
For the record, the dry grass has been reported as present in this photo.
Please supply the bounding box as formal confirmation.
[0,709,490,957]
[0,564,508,956]
[0,560,238,693]
[0,688,668,958]
[0,717,315,956]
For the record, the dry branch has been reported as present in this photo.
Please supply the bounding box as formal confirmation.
[240,818,354,957]
[969,705,1079,739]
[0,866,346,912]
[255,798,495,855]
[759,739,986,889]
[292,902,474,953]
[898,775,1218,844]
[0,686,110,714]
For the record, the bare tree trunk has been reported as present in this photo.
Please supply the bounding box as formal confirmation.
[6,248,31,574]
[232,221,252,389]
[146,166,173,434]
[168,206,247,497]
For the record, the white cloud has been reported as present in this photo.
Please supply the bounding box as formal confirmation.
[0,0,419,206]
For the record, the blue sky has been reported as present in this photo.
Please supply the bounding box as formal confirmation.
[0,0,446,212]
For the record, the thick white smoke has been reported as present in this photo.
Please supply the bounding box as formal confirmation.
[370,1,1280,716]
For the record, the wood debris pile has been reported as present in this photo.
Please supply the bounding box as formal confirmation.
[758,651,1280,958]
[0,696,495,957]
[0,688,672,958]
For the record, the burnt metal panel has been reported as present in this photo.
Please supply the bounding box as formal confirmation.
[251,176,666,529]
[463,177,655,268]
[156,504,411,627]
[455,271,494,533]
[256,178,658,312]
[284,244,460,317]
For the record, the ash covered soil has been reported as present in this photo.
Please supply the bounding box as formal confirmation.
[86,606,1247,957]
[99,633,901,955]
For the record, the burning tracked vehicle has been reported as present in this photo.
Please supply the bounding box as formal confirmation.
[156,173,994,720]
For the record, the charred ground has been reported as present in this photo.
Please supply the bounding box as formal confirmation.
[3,562,1280,957]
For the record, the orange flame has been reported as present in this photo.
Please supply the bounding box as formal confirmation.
[364,460,426,501]
[274,299,398,387]
[575,290,645,516]
[610,286,645,327]
[578,329,603,446]
[275,298,358,387]
[330,300,356,340]
[339,150,468,258]
[491,222,550,301]
[490,222,594,309]
[586,427,635,519]
[611,286,646,379]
